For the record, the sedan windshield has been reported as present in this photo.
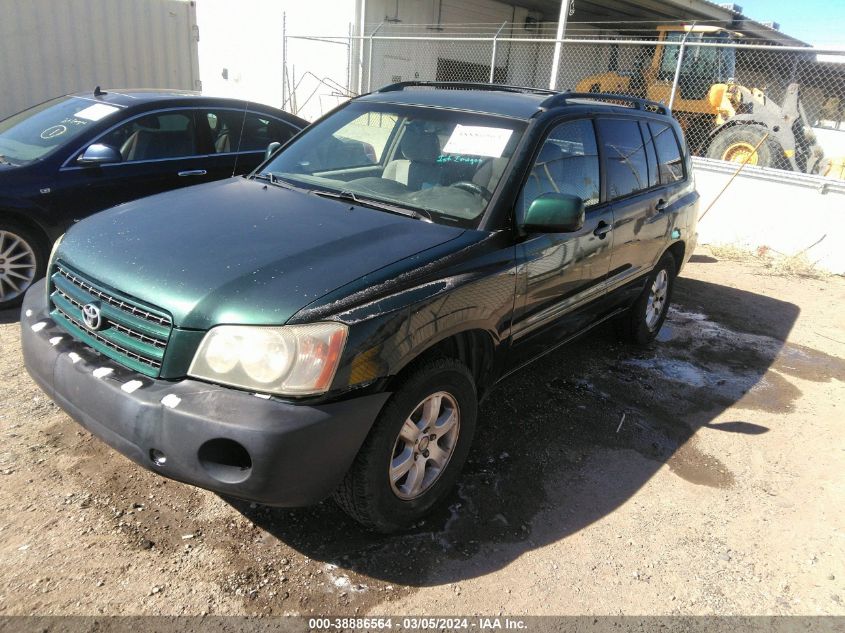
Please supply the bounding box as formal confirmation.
[0,96,122,166]
[260,102,525,226]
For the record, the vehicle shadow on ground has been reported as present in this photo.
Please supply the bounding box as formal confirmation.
[0,307,20,325]
[228,275,814,587]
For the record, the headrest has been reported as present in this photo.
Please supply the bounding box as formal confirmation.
[401,127,440,162]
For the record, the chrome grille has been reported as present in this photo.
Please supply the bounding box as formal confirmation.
[49,262,173,377]
[55,265,170,326]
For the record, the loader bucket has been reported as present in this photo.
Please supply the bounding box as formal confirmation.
[821,157,845,180]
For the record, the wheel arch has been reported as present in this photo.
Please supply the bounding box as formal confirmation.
[386,328,497,401]
[0,209,52,254]
[665,240,686,275]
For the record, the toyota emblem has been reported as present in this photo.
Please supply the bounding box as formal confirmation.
[82,303,103,331]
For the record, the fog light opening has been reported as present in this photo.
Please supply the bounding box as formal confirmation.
[150,449,167,466]
[198,438,252,484]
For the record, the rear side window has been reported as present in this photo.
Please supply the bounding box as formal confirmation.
[238,114,296,152]
[518,119,600,219]
[202,111,296,154]
[649,122,685,184]
[596,118,649,200]
[640,121,659,188]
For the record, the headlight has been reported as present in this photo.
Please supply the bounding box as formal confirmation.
[48,234,64,269]
[45,233,64,301]
[188,323,348,396]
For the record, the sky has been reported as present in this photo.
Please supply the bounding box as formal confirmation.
[733,0,844,47]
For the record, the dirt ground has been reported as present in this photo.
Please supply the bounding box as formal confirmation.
[0,249,843,617]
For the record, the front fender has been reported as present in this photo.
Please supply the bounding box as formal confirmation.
[303,232,518,392]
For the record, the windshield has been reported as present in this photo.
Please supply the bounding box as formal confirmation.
[0,96,123,166]
[259,102,525,227]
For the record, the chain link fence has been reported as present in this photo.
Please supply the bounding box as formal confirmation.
[284,26,845,179]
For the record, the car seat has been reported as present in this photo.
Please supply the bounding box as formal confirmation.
[383,127,442,190]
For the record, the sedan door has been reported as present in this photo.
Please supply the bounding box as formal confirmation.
[509,118,615,367]
[50,109,212,228]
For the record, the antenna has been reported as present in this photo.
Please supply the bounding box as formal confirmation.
[94,86,107,97]
[231,100,250,178]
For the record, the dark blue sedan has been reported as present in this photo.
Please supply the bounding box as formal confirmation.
[0,89,306,308]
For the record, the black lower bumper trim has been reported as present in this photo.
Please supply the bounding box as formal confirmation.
[20,280,390,506]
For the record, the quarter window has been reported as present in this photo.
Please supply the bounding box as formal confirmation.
[596,118,650,200]
[649,123,685,184]
[98,111,196,162]
[518,119,600,219]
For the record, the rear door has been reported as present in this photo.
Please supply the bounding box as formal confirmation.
[509,118,614,366]
[596,116,670,307]
[196,109,301,179]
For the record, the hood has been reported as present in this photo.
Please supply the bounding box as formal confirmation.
[57,177,466,329]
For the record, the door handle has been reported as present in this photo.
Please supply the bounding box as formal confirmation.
[178,169,207,177]
[655,199,668,212]
[593,221,612,239]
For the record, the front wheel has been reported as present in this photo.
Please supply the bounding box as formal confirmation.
[706,124,783,169]
[333,358,478,532]
[0,222,46,310]
[618,252,676,345]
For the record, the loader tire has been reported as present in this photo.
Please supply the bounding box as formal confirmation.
[706,124,783,169]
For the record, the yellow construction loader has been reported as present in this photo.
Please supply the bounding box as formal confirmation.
[576,25,845,178]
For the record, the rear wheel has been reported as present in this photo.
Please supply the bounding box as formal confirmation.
[617,252,676,345]
[333,358,477,532]
[706,124,783,169]
[0,222,45,310]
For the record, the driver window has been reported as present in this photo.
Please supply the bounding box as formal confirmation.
[517,119,600,222]
[97,111,196,163]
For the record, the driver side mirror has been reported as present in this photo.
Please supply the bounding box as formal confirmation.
[522,192,585,233]
[265,141,282,161]
[77,143,122,166]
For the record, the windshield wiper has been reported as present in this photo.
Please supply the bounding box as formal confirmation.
[311,189,432,222]
[253,172,302,192]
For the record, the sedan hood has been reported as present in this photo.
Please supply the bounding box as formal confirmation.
[57,177,465,329]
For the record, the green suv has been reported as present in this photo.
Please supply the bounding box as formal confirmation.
[21,83,698,532]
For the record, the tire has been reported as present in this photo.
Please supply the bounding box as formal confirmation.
[706,124,783,169]
[0,221,46,310]
[618,252,676,345]
[333,358,478,532]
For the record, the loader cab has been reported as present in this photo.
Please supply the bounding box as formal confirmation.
[656,28,737,101]
[575,25,738,114]
[644,26,739,114]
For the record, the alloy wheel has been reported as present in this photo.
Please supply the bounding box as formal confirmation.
[645,268,668,330]
[0,230,37,303]
[389,391,461,500]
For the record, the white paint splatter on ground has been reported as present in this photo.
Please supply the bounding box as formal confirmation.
[324,564,368,593]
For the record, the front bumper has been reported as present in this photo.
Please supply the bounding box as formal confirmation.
[20,280,390,506]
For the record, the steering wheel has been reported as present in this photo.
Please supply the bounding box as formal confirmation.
[450,180,492,200]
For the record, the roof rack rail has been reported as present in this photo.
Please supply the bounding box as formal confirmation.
[540,91,670,115]
[377,81,558,96]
